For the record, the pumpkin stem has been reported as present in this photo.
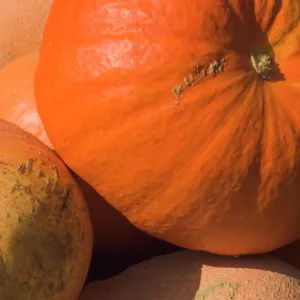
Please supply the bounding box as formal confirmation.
[250,52,272,80]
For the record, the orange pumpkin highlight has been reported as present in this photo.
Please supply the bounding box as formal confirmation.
[0,119,92,299]
[35,0,300,255]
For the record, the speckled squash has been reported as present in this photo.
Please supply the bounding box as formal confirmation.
[79,250,300,300]
[35,0,300,255]
[0,0,53,69]
[0,119,93,300]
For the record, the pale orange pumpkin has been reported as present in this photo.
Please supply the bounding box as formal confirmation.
[0,52,52,148]
[0,0,53,69]
[35,0,300,254]
[79,250,300,300]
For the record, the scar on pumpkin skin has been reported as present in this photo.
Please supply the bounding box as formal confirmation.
[26,158,33,173]
[171,57,228,107]
[173,85,184,105]
[35,169,45,177]
[250,52,272,80]
[51,165,60,192]
[11,183,31,195]
[17,163,26,174]
[60,187,72,211]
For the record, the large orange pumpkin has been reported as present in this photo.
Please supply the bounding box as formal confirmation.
[0,119,93,299]
[0,52,172,255]
[0,0,53,69]
[0,52,52,148]
[35,1,300,255]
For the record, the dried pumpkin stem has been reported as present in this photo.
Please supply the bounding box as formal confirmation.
[250,52,272,80]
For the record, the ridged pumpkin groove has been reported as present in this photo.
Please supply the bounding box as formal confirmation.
[35,0,300,255]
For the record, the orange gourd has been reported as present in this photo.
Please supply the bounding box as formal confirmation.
[0,119,92,299]
[0,0,53,69]
[0,52,52,148]
[35,1,300,255]
[79,251,300,300]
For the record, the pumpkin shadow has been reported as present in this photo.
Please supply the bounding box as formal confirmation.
[249,0,286,82]
[227,0,285,82]
[0,202,82,300]
[272,239,300,270]
[73,176,180,283]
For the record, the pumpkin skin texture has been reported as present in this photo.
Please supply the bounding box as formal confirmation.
[0,52,170,254]
[0,51,52,148]
[0,119,93,300]
[0,0,53,69]
[35,1,300,254]
[79,250,300,300]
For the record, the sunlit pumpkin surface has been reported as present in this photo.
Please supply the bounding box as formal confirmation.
[35,1,300,255]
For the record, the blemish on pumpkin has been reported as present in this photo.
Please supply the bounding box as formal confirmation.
[172,57,227,106]
[250,52,272,80]
[184,77,192,87]
[35,169,45,177]
[52,165,59,180]
[208,59,227,77]
[60,187,72,211]
[17,163,26,175]
[11,183,31,195]
[172,85,184,105]
[26,159,33,173]
[193,64,202,73]
[52,165,60,191]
